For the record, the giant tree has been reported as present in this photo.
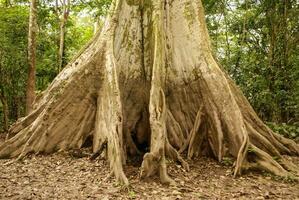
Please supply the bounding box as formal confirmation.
[0,0,298,185]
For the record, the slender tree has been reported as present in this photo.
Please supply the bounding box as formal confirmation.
[0,89,9,132]
[55,0,70,72]
[0,0,298,185]
[26,0,38,114]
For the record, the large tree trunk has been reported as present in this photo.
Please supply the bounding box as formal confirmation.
[0,0,298,185]
[26,0,37,114]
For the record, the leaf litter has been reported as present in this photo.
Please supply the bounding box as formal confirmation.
[0,137,298,199]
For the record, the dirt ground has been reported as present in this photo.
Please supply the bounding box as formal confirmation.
[0,136,298,200]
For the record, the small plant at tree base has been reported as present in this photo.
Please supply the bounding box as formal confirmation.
[128,190,136,199]
[221,157,233,166]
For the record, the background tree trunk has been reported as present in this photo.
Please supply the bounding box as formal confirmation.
[0,91,9,132]
[26,0,37,115]
[56,0,70,72]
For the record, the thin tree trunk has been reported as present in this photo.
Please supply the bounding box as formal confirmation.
[15,96,21,119]
[94,21,99,35]
[57,0,70,72]
[234,0,247,78]
[26,0,37,115]
[0,92,9,132]
[281,0,290,121]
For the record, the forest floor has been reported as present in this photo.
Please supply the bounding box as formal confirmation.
[0,136,299,200]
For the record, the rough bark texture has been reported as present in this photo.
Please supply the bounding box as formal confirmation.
[26,0,37,114]
[0,0,298,185]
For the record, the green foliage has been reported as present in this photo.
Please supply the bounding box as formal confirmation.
[267,122,299,141]
[203,0,299,125]
[128,190,136,199]
[0,5,29,126]
[221,157,233,166]
[74,0,112,17]
[0,0,111,131]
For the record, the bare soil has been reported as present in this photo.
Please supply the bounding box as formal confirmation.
[0,137,298,200]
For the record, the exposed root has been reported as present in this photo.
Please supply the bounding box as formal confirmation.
[186,107,205,158]
[165,139,189,171]
[90,140,107,160]
[140,151,175,185]
[166,110,186,149]
[249,145,290,177]
[140,87,175,184]
[140,152,160,179]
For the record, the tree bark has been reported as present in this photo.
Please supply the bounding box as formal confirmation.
[26,0,37,115]
[56,0,70,72]
[0,91,9,132]
[0,0,298,185]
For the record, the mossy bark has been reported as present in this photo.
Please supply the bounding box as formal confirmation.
[0,0,298,185]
